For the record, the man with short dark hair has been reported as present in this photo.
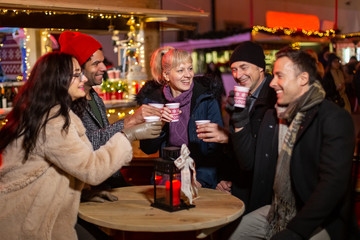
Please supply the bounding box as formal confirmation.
[226,48,358,240]
[59,31,161,152]
[59,31,162,239]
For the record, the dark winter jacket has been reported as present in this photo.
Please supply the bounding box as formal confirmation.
[233,99,358,239]
[223,74,276,212]
[136,75,224,188]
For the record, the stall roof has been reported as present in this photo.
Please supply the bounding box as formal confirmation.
[0,0,208,30]
[0,0,209,18]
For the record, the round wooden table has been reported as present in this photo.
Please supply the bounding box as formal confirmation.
[78,185,244,238]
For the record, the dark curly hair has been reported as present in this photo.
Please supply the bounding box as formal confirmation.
[0,52,74,160]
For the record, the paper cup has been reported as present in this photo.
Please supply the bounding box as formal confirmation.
[144,116,160,122]
[148,103,164,109]
[107,70,115,80]
[114,70,121,79]
[165,103,180,122]
[234,86,249,108]
[195,120,210,126]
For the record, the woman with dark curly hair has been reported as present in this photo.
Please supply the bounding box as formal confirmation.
[0,52,160,239]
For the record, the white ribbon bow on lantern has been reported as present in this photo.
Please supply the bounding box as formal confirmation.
[174,144,199,205]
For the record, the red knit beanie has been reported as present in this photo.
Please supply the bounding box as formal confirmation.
[59,31,102,66]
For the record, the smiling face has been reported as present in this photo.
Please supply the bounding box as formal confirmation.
[164,61,194,98]
[83,49,107,89]
[270,56,309,105]
[231,61,264,94]
[68,57,88,101]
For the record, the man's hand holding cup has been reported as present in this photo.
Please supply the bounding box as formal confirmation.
[226,86,250,129]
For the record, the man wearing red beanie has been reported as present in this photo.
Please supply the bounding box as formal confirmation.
[59,30,162,181]
[59,31,162,239]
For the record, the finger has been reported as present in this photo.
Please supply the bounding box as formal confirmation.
[89,196,105,203]
[228,90,235,97]
[216,184,225,191]
[201,137,218,142]
[99,192,118,201]
[105,194,118,202]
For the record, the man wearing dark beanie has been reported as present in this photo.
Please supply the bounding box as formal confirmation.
[208,41,276,239]
[198,40,276,213]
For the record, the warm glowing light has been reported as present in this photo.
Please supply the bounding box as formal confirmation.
[266,11,320,31]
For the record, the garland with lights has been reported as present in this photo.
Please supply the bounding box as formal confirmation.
[0,8,130,20]
[252,25,337,38]
[337,32,360,39]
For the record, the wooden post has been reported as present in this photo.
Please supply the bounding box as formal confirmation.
[143,22,160,80]
[334,0,338,30]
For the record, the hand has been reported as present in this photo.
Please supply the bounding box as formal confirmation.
[81,189,118,203]
[196,123,229,143]
[270,229,302,240]
[160,106,174,122]
[122,121,162,142]
[161,106,182,122]
[124,105,162,128]
[216,180,232,194]
[225,90,250,129]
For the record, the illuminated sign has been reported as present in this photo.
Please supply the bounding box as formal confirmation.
[266,11,320,31]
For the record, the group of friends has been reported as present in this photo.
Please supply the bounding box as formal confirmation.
[0,31,359,240]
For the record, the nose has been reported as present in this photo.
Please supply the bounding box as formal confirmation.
[269,77,277,89]
[99,62,107,72]
[185,68,193,77]
[233,69,244,80]
[81,73,88,83]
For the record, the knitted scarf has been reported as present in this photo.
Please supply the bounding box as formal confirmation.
[163,82,194,147]
[266,81,325,238]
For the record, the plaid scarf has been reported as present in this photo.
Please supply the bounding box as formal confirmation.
[266,81,325,238]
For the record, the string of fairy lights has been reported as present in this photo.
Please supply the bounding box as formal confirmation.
[252,25,337,38]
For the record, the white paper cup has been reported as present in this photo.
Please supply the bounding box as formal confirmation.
[144,116,161,122]
[165,103,180,122]
[114,70,121,79]
[148,103,164,109]
[107,70,115,80]
[195,120,210,126]
[234,86,249,108]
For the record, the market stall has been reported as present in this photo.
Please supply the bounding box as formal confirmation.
[0,0,208,125]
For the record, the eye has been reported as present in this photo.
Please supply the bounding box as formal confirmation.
[92,61,101,66]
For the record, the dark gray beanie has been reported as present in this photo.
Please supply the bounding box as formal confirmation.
[230,41,265,69]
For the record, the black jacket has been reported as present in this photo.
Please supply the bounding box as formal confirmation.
[223,74,276,212]
[233,99,358,239]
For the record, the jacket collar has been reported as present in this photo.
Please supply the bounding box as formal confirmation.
[84,89,108,127]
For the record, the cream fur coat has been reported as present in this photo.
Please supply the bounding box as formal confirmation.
[0,106,133,239]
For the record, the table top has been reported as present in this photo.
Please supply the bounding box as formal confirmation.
[78,185,244,233]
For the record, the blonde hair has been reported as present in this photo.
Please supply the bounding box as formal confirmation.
[150,46,192,84]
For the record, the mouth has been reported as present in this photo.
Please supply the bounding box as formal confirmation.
[237,77,249,85]
[181,80,190,85]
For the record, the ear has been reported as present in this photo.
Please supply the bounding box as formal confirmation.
[163,72,169,81]
[298,72,310,86]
